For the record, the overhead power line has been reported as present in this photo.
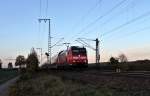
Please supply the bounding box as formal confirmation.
[103,16,150,40]
[121,26,150,39]
[78,38,95,41]
[39,0,49,17]
[101,11,150,37]
[71,0,128,39]
[71,0,103,31]
[45,0,49,17]
[51,38,64,48]
[105,26,150,42]
[39,0,42,17]
[81,0,135,36]
[64,0,103,38]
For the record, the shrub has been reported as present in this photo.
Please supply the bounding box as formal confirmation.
[26,48,39,73]
[15,55,26,69]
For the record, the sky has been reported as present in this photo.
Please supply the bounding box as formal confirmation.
[0,0,150,68]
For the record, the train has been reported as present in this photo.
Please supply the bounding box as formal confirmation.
[51,46,88,68]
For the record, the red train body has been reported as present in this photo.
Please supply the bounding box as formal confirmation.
[52,46,88,67]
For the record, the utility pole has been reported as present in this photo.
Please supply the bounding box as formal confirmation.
[95,38,100,64]
[39,19,51,64]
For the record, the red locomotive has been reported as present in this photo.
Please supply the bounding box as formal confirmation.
[51,46,88,68]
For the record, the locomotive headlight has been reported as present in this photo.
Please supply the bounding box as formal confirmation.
[73,60,76,62]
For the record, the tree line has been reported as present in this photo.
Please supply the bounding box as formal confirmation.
[0,52,128,72]
[15,48,39,73]
[0,48,39,75]
[109,53,128,72]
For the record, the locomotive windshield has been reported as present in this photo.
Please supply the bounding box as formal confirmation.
[72,47,86,55]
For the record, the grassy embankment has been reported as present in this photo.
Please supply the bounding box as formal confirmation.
[0,69,18,85]
[9,71,150,96]
[9,72,111,96]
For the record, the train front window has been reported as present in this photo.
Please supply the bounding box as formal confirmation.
[72,50,79,53]
[72,50,79,55]
[72,48,86,55]
[80,49,86,53]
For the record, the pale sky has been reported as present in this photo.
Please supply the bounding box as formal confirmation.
[0,0,150,68]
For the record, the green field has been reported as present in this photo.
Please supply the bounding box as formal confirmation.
[0,69,18,85]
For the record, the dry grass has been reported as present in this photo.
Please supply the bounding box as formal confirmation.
[8,71,150,96]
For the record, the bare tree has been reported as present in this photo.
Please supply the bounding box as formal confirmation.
[118,53,129,72]
[119,53,128,63]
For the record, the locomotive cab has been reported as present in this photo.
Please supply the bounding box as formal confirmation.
[67,46,88,67]
[51,46,88,68]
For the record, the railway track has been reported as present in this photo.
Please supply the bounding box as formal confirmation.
[45,70,150,93]
[47,69,150,88]
[82,70,150,78]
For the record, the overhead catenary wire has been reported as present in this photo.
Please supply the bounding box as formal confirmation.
[51,38,64,48]
[77,38,95,41]
[75,40,95,50]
